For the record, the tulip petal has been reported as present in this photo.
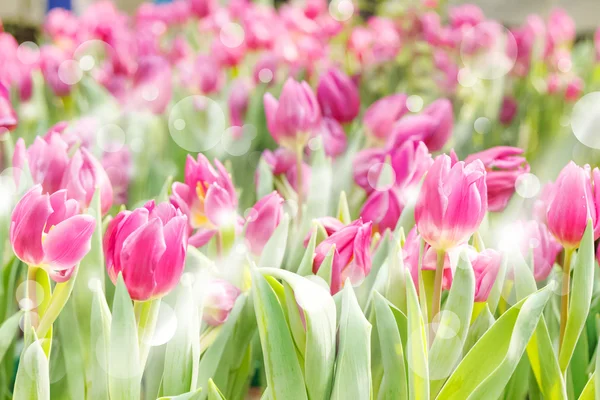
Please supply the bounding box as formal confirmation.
[154,215,188,297]
[43,215,96,270]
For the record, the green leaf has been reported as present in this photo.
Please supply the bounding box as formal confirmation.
[578,372,595,400]
[296,228,317,277]
[336,191,352,224]
[252,270,308,400]
[156,175,174,202]
[463,305,494,354]
[429,251,474,391]
[36,266,79,340]
[208,379,227,400]
[357,232,391,309]
[306,139,332,220]
[13,336,50,400]
[385,241,407,313]
[486,256,507,315]
[157,388,203,400]
[560,220,595,373]
[330,284,372,400]
[257,159,275,200]
[405,269,429,400]
[437,285,553,400]
[109,274,141,400]
[0,311,22,363]
[89,287,111,400]
[316,246,336,287]
[373,292,407,399]
[56,297,85,399]
[258,214,290,269]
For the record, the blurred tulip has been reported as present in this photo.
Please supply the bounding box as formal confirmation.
[193,55,223,94]
[547,8,575,50]
[264,78,321,149]
[253,53,278,85]
[189,0,215,19]
[499,96,518,125]
[316,67,360,123]
[448,4,484,28]
[515,220,562,281]
[229,79,251,127]
[13,136,70,194]
[319,117,347,157]
[40,46,72,97]
[104,200,188,301]
[203,279,241,326]
[595,28,600,61]
[262,148,296,175]
[465,146,529,212]
[472,249,502,302]
[43,8,79,43]
[245,192,284,254]
[285,161,312,199]
[546,162,600,249]
[128,56,172,114]
[565,76,583,102]
[11,186,95,282]
[360,188,402,233]
[415,154,487,250]
[0,82,17,132]
[62,148,114,214]
[363,94,408,140]
[420,98,453,151]
[102,148,132,205]
[313,219,372,294]
[403,227,453,291]
[303,216,345,246]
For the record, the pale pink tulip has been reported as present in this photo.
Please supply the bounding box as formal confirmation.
[203,279,240,326]
[245,192,284,254]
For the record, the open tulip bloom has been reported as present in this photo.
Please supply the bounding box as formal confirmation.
[1,1,600,399]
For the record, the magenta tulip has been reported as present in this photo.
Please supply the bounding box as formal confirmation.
[472,249,502,302]
[102,148,132,206]
[0,82,17,132]
[11,186,95,282]
[104,201,188,301]
[303,216,346,246]
[403,227,453,291]
[316,67,360,123]
[415,154,487,251]
[319,117,348,158]
[40,46,72,97]
[229,79,251,127]
[363,94,408,140]
[203,279,241,326]
[465,146,530,212]
[546,162,600,249]
[13,136,70,194]
[499,97,518,125]
[128,56,173,114]
[245,192,284,255]
[313,219,372,294]
[421,98,453,151]
[516,220,562,281]
[360,188,403,233]
[264,78,321,149]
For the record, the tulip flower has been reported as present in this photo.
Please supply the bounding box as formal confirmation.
[13,136,70,194]
[363,94,408,141]
[203,279,241,326]
[10,186,96,282]
[316,67,360,123]
[40,46,72,97]
[448,4,484,28]
[127,56,173,114]
[264,78,321,149]
[303,216,346,246]
[0,82,17,132]
[313,219,372,294]
[360,188,403,233]
[465,146,530,212]
[415,154,487,251]
[102,148,132,205]
[319,117,348,158]
[245,192,284,255]
[472,249,502,302]
[546,162,600,249]
[104,200,188,301]
[403,227,454,292]
[228,79,250,127]
[516,220,562,281]
[189,0,215,18]
[253,53,278,85]
[547,8,575,50]
[62,148,114,215]
[420,98,453,151]
[499,97,518,125]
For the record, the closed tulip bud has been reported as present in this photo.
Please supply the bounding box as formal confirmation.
[546,162,600,249]
[565,77,583,102]
[264,78,321,149]
[40,46,72,97]
[189,0,215,18]
[11,186,95,282]
[514,220,562,281]
[253,53,278,85]
[415,154,487,251]
[360,188,402,233]
[104,201,188,301]
[472,249,502,302]
[228,79,250,127]
[448,4,484,28]
[363,94,408,140]
[102,148,132,205]
[303,216,345,246]
[547,8,575,49]
[421,98,453,151]
[195,55,223,94]
[319,117,347,158]
[128,56,172,114]
[465,146,529,212]
[13,136,70,194]
[245,192,284,254]
[499,96,518,125]
[0,82,17,132]
[316,67,360,123]
[203,279,241,326]
[62,148,114,214]
[313,219,372,294]
[387,115,436,149]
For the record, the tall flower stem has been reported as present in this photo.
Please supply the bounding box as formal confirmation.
[295,143,304,224]
[430,249,446,341]
[559,248,574,349]
[135,298,161,369]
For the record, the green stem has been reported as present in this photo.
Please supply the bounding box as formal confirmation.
[559,248,574,350]
[134,298,161,370]
[295,144,304,225]
[430,249,446,342]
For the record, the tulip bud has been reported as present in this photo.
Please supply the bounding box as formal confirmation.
[547,8,575,49]
[303,217,345,246]
[62,148,114,214]
[104,201,188,301]
[189,0,215,18]
[360,188,403,233]
[11,186,95,282]
[465,146,529,212]
[319,117,347,158]
[472,249,502,302]
[421,98,453,151]
[264,78,321,149]
[515,220,562,281]
[245,192,284,255]
[448,4,484,28]
[546,162,600,249]
[316,67,360,123]
[0,82,17,132]
[565,77,583,102]
[363,94,408,140]
[128,56,172,114]
[195,55,223,94]
[40,46,72,97]
[203,279,241,326]
[313,219,372,294]
[228,79,251,127]
[253,53,278,85]
[13,136,70,194]
[415,154,487,250]
[499,96,518,125]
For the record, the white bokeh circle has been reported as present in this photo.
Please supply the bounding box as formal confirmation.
[571,92,600,149]
[168,96,226,152]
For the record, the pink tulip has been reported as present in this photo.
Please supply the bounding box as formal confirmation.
[448,4,484,29]
[499,97,518,125]
[465,146,529,212]
[303,216,345,246]
[228,79,251,127]
[472,249,502,302]
[11,186,95,282]
[0,82,17,132]
[387,115,436,149]
[316,67,360,123]
[403,227,453,291]
[62,148,114,214]
[43,8,79,43]
[40,46,72,97]
[420,98,453,151]
[565,77,583,102]
[313,219,372,294]
[195,55,223,94]
[127,56,172,114]
[13,136,70,194]
[203,279,241,326]
[363,94,408,140]
[253,53,278,85]
[264,78,321,149]
[595,28,600,61]
[546,8,575,50]
[189,0,215,19]
[245,192,284,254]
[102,148,132,205]
[104,200,188,301]
[262,148,296,175]
[212,37,247,68]
[415,154,487,251]
[285,161,312,199]
[546,162,600,249]
[516,220,562,281]
[360,188,403,233]
[319,117,347,158]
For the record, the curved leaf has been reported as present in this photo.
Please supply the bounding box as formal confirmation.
[13,336,50,400]
[405,269,429,400]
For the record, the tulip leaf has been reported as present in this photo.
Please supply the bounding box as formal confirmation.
[429,251,475,393]
[258,214,290,269]
[331,284,372,400]
[357,232,391,309]
[56,297,86,399]
[437,285,553,400]
[13,334,50,400]
[373,292,408,399]
[157,388,203,400]
[578,372,595,400]
[385,241,407,313]
[0,311,22,363]
[405,269,429,400]
[306,138,332,221]
[464,305,494,353]
[316,246,335,288]
[486,255,507,315]
[109,274,141,400]
[560,220,595,373]
[208,379,227,400]
[36,265,79,340]
[89,286,111,400]
[251,270,308,400]
[336,191,352,225]
[156,175,174,203]
[296,228,317,277]
[257,158,275,200]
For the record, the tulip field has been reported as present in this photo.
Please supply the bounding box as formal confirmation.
[1,0,600,399]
